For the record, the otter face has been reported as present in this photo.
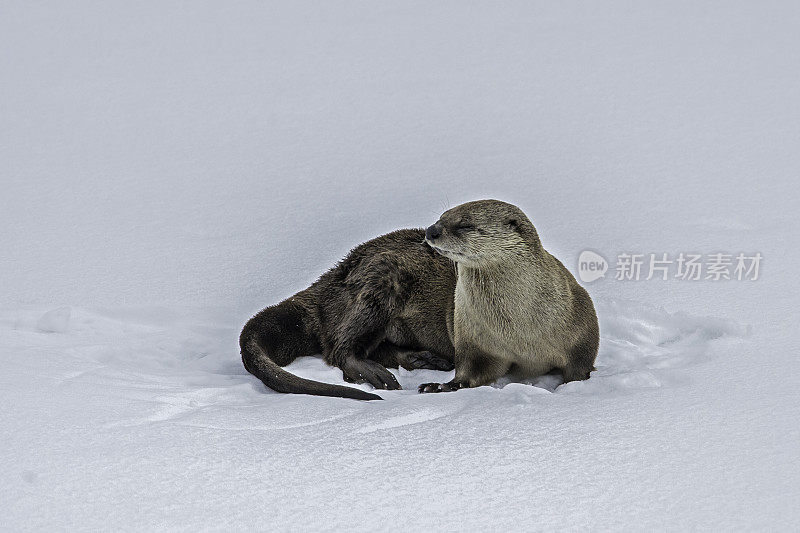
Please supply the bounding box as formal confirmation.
[425,199,532,266]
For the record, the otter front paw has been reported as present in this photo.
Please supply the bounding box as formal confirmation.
[418,380,465,393]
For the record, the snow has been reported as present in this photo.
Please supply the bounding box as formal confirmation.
[2,1,799,530]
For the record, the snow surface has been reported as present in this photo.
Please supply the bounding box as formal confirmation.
[2,1,799,530]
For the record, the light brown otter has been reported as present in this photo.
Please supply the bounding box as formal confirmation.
[418,199,598,393]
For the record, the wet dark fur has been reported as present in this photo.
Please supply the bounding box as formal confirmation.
[240,229,456,400]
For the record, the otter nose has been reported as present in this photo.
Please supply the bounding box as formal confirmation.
[425,223,442,241]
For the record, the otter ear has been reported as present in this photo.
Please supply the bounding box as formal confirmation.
[504,217,519,230]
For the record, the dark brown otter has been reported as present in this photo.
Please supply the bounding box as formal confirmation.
[240,229,456,400]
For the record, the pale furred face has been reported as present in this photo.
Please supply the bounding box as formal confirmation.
[424,200,532,266]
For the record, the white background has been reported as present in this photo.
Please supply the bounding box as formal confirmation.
[2,1,798,530]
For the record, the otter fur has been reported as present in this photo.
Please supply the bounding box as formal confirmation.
[240,229,456,401]
[418,199,599,393]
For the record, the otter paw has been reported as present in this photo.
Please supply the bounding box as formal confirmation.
[342,359,402,390]
[417,380,465,394]
[403,351,455,371]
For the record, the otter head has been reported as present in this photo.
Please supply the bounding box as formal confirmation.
[425,199,539,267]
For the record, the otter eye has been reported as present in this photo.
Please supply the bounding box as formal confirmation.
[453,223,474,234]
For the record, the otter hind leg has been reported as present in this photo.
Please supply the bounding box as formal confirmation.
[560,365,593,383]
[327,260,421,391]
[370,342,454,371]
[401,350,454,371]
[329,326,403,391]
[342,358,400,390]
[560,339,598,383]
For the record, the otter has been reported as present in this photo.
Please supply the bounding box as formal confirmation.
[418,199,598,393]
[240,229,456,401]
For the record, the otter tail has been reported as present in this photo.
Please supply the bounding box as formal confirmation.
[240,302,382,401]
[241,338,382,401]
